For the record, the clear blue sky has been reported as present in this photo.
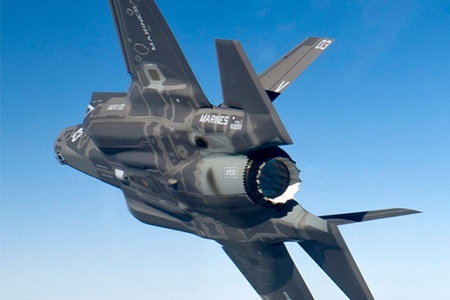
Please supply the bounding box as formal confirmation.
[1,0,449,299]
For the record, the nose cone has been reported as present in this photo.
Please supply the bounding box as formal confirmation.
[54,125,121,187]
[54,125,79,164]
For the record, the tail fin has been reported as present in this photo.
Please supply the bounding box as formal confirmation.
[320,208,421,226]
[259,37,333,101]
[108,0,210,108]
[215,39,293,149]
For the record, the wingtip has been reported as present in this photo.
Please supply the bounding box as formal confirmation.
[393,208,422,214]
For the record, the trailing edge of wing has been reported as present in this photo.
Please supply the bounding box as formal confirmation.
[222,242,313,300]
[108,0,210,108]
[259,37,334,101]
[320,208,421,226]
[299,224,374,300]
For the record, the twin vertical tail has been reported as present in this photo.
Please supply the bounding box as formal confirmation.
[214,37,334,150]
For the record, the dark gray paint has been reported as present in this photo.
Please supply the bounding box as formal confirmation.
[54,1,419,299]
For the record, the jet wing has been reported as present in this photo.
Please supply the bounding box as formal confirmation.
[259,37,333,101]
[222,242,314,300]
[108,0,210,108]
[320,208,421,226]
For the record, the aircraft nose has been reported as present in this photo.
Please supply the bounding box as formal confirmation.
[53,124,90,171]
[54,127,74,165]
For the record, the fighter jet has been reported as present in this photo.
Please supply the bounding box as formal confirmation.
[54,0,419,299]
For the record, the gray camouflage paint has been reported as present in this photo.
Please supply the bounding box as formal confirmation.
[54,1,419,299]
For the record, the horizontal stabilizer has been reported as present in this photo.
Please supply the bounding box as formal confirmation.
[320,208,421,225]
[259,37,333,101]
[222,242,314,300]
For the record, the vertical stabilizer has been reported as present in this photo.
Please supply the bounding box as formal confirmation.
[259,37,333,101]
[215,39,293,148]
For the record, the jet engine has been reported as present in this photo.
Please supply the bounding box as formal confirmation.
[197,148,300,205]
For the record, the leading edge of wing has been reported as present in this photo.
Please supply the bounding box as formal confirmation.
[108,0,210,108]
[222,242,314,300]
[259,37,334,101]
[320,208,421,225]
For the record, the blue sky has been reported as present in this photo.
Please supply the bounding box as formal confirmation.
[1,0,449,299]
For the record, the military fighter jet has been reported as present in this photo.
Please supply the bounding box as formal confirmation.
[54,0,419,299]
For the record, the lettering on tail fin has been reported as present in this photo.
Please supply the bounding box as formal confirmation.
[131,5,157,51]
[316,39,332,50]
